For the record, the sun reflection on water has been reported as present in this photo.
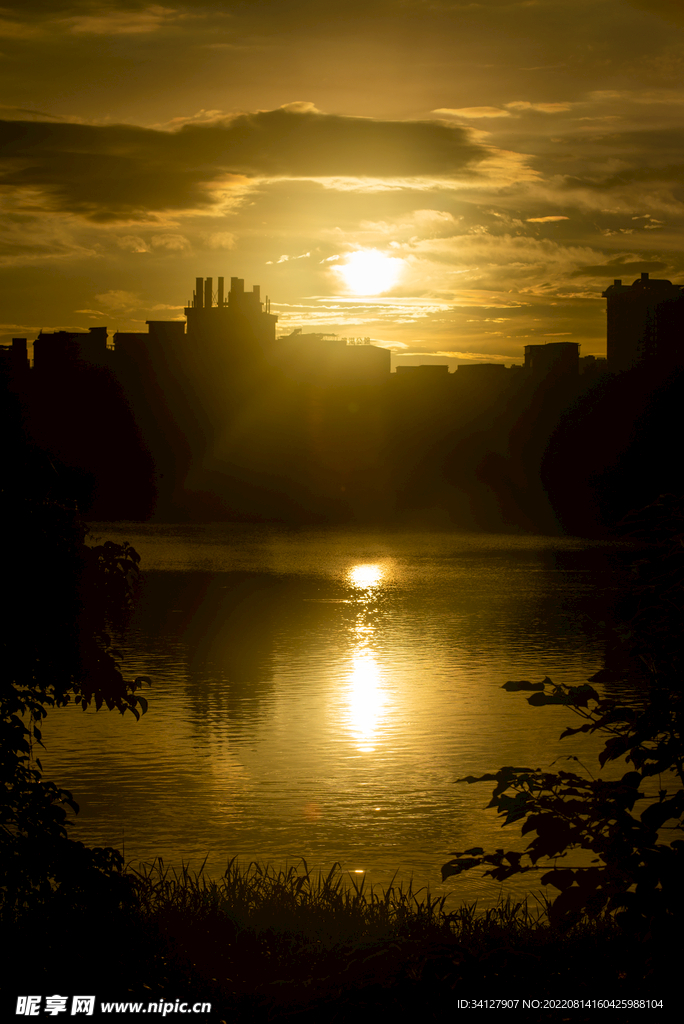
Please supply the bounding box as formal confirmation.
[348,563,384,591]
[342,562,394,751]
[347,650,387,750]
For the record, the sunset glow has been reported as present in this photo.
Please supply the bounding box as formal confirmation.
[335,251,404,296]
[3,1,680,363]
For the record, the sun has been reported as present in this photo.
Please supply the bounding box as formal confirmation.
[334,250,404,295]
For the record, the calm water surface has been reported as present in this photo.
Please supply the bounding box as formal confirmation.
[41,526,631,907]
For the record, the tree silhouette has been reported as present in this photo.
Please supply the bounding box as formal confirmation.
[1,442,150,911]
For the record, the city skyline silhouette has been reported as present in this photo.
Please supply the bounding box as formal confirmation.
[4,267,683,534]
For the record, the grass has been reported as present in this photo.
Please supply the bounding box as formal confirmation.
[132,856,453,943]
[1,855,674,1021]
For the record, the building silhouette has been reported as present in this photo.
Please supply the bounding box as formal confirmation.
[0,337,29,384]
[8,267,684,532]
[602,272,684,372]
[524,341,579,382]
[184,276,278,358]
[33,326,111,374]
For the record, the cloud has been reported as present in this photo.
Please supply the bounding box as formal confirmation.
[0,17,39,39]
[623,2,684,28]
[505,101,573,113]
[359,209,460,238]
[388,230,617,300]
[437,350,512,363]
[93,290,140,309]
[0,106,62,121]
[204,231,236,250]
[570,258,669,278]
[147,109,232,132]
[526,216,570,222]
[64,6,180,36]
[278,102,321,114]
[0,107,490,221]
[0,210,99,267]
[150,233,190,250]
[276,252,311,262]
[434,107,512,119]
[116,235,150,252]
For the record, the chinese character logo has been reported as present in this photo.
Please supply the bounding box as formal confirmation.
[16,996,41,1016]
[45,995,69,1016]
[71,997,95,1016]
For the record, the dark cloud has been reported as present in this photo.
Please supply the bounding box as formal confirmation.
[562,166,684,191]
[626,1,684,27]
[179,107,488,177]
[571,259,668,278]
[0,108,488,221]
[3,0,545,16]
[0,106,63,120]
[549,126,684,196]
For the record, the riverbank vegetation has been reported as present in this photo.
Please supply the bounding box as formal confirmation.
[2,855,672,1021]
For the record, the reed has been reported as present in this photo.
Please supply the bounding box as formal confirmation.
[129,855,455,946]
[3,856,666,1022]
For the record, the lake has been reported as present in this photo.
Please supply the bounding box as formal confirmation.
[39,525,632,908]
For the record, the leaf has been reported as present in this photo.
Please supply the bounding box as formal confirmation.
[599,735,632,767]
[441,856,483,881]
[501,680,546,692]
[548,885,592,927]
[457,773,499,784]
[528,691,573,706]
[641,792,684,830]
[560,723,592,739]
[565,684,601,707]
[540,868,576,891]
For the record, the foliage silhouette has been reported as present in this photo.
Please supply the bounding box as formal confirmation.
[1,449,150,913]
[441,495,684,931]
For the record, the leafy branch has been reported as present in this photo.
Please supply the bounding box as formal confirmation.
[1,474,151,912]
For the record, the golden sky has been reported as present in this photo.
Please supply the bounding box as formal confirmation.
[2,1,684,366]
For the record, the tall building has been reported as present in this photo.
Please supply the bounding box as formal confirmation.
[184,276,278,360]
[602,272,684,372]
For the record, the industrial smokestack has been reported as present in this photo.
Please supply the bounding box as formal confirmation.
[204,277,213,308]
[195,277,203,308]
